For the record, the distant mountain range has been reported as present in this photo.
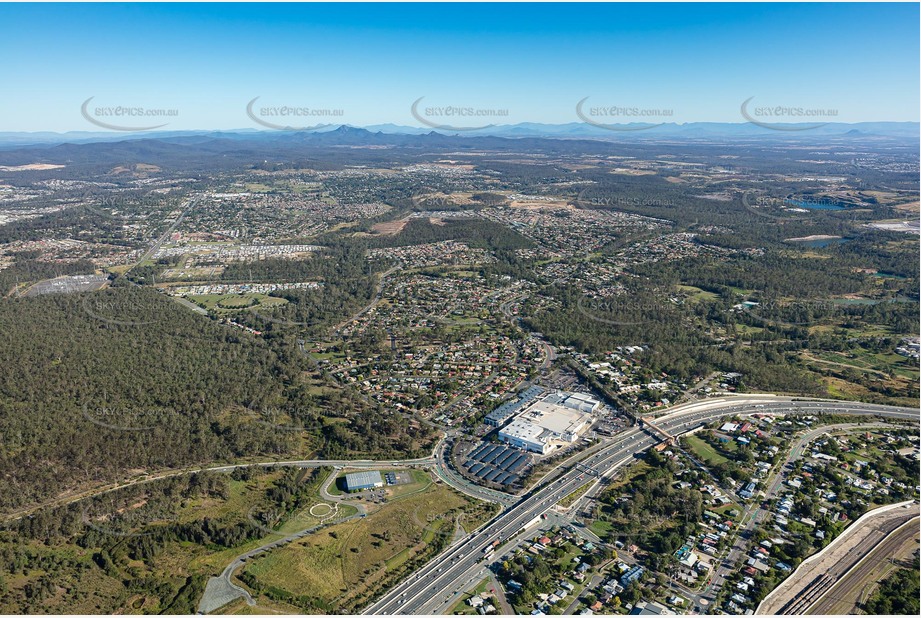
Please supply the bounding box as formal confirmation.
[0,121,917,149]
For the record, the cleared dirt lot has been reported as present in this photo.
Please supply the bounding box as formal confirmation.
[371,218,409,235]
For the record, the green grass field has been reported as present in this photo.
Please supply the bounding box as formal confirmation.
[449,578,492,615]
[273,502,358,535]
[180,470,341,575]
[239,483,474,612]
[387,469,433,498]
[684,434,729,465]
[808,348,919,382]
[186,293,288,313]
[677,284,719,303]
[589,520,613,537]
[712,502,743,519]
[559,482,593,508]
[309,350,349,363]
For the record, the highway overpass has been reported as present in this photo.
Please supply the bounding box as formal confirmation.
[364,397,918,615]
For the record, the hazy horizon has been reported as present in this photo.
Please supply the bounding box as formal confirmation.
[0,2,918,133]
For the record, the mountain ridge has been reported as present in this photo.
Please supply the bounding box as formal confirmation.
[0,120,917,150]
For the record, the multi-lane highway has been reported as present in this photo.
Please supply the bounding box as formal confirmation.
[367,426,656,615]
[365,396,919,615]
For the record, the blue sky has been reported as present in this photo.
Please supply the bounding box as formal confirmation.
[1,2,918,131]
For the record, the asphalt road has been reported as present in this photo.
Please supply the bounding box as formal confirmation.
[332,265,400,333]
[124,197,197,276]
[433,438,518,506]
[2,456,437,524]
[698,421,897,598]
[364,396,919,615]
[197,511,364,614]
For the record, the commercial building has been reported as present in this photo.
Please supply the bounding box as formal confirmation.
[343,470,384,492]
[500,419,550,453]
[543,391,601,414]
[484,386,545,427]
[498,391,598,454]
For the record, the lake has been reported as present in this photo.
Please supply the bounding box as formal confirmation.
[785,199,846,211]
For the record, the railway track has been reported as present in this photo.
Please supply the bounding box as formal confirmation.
[777,512,919,614]
[805,515,920,615]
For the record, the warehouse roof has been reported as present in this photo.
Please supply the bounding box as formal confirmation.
[344,470,383,488]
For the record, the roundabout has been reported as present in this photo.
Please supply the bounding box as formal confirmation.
[309,502,336,520]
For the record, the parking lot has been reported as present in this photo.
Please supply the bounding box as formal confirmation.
[463,443,531,487]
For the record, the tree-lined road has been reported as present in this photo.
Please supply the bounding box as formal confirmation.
[1,456,437,524]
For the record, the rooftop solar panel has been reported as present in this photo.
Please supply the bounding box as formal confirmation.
[482,450,502,464]
[508,454,528,472]
[480,444,501,460]
[484,469,502,482]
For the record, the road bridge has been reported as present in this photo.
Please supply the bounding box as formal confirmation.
[364,397,918,615]
[640,416,675,443]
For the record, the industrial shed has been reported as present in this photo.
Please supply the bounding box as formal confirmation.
[344,470,384,491]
